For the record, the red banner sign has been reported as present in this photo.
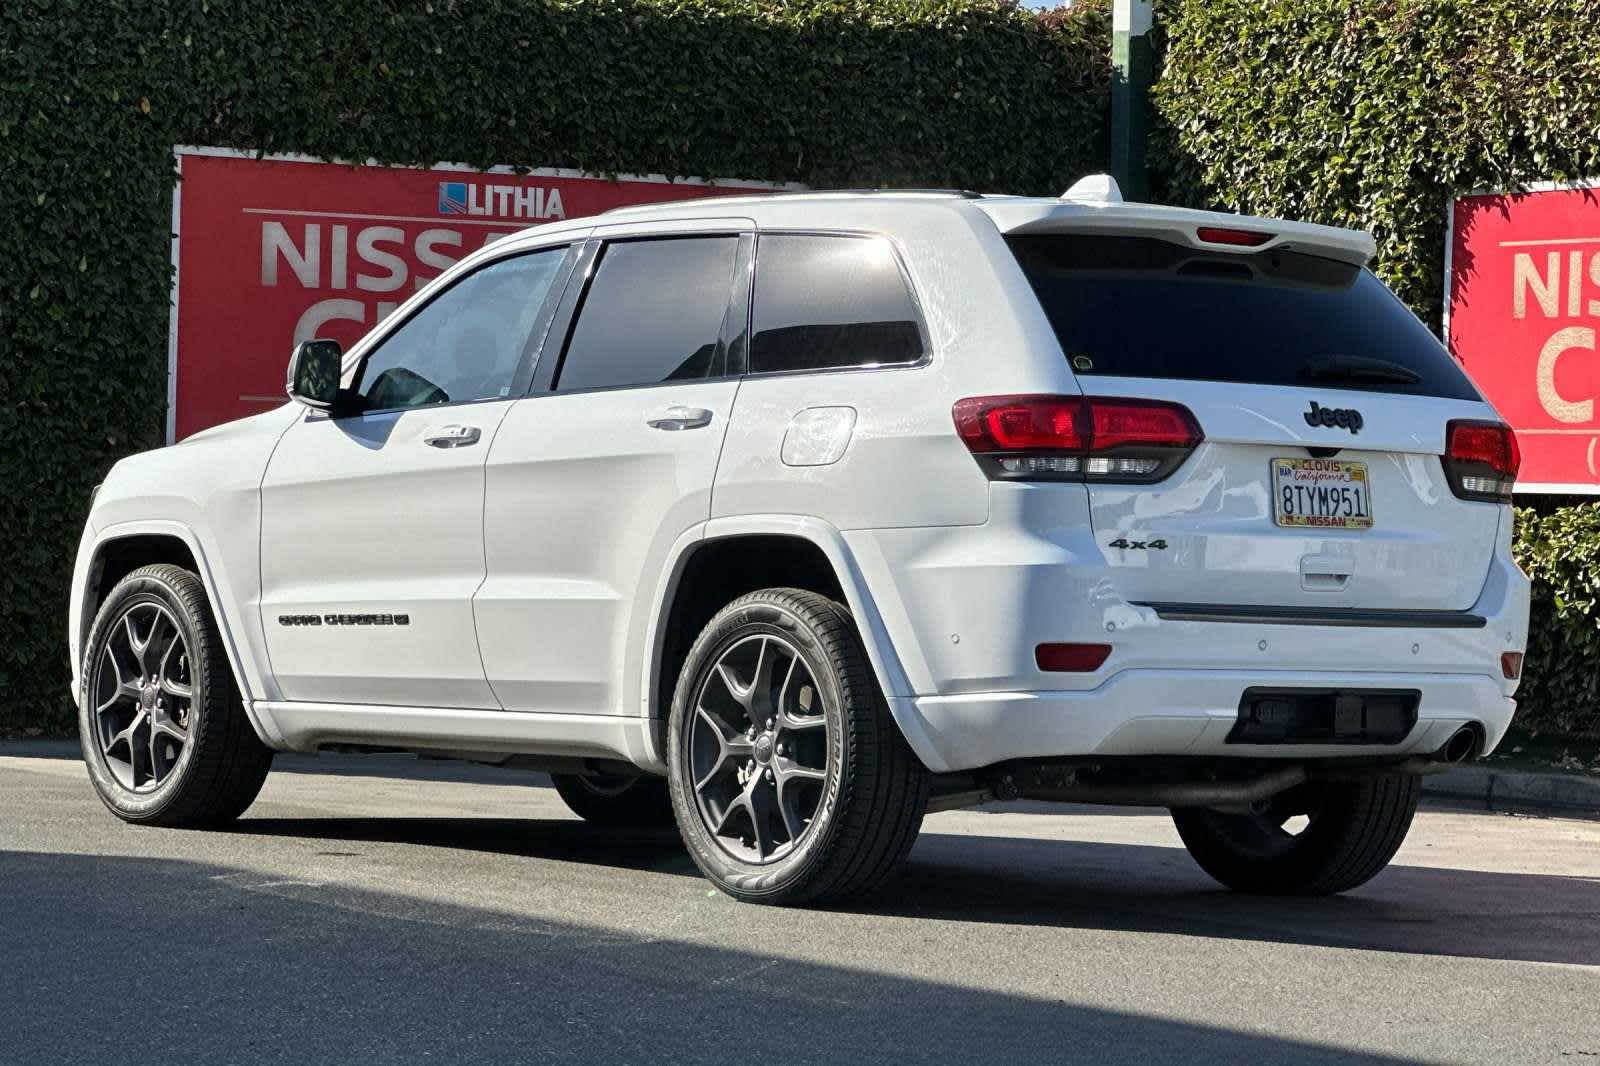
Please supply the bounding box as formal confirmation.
[1448,182,1600,493]
[169,147,778,440]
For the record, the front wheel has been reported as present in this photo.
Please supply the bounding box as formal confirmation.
[78,564,273,827]
[1171,773,1420,895]
[667,588,929,905]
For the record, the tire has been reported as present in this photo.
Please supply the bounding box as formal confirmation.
[1171,773,1420,895]
[667,588,930,905]
[78,563,273,828]
[550,770,673,827]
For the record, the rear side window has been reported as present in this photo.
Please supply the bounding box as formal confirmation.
[556,236,739,392]
[750,234,925,374]
[1006,234,1480,401]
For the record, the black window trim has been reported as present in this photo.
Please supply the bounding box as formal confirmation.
[335,241,581,420]
[725,231,756,378]
[744,228,934,380]
[531,231,754,398]
[526,238,599,395]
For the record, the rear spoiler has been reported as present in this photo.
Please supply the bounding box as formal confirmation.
[975,199,1376,267]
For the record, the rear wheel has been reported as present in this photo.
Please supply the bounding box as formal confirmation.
[550,770,672,827]
[1171,773,1420,895]
[78,564,273,827]
[667,588,929,905]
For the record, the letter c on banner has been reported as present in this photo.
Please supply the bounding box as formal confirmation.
[1537,326,1596,424]
[294,299,366,345]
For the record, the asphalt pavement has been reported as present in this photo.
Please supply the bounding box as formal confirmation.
[2,742,1597,1064]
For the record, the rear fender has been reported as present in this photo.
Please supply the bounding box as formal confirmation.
[636,515,943,773]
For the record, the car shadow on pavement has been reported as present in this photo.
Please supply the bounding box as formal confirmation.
[236,815,696,876]
[226,810,1600,968]
[864,831,1600,968]
[0,848,1432,1066]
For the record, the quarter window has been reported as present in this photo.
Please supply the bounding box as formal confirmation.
[556,236,740,392]
[750,234,924,374]
[354,248,567,412]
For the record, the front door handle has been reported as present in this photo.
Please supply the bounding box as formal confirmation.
[646,406,714,431]
[424,424,482,448]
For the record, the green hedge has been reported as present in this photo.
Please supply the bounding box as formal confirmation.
[0,0,1110,733]
[1513,505,1600,737]
[1153,0,1600,317]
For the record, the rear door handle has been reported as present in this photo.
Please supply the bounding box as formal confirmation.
[646,406,714,431]
[424,424,482,448]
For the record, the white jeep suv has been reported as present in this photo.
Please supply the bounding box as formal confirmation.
[70,179,1529,905]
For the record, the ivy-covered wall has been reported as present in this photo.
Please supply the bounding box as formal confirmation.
[1513,504,1600,737]
[0,0,1111,733]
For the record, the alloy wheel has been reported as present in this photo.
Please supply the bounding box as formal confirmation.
[91,602,194,792]
[687,633,832,864]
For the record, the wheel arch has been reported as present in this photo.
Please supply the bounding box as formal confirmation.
[637,515,939,772]
[74,521,284,749]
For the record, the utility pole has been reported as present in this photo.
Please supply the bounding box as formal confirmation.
[1110,0,1153,202]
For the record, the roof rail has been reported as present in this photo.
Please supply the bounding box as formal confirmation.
[805,188,986,199]
[597,187,985,214]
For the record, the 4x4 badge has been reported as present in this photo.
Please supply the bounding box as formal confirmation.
[1304,400,1363,434]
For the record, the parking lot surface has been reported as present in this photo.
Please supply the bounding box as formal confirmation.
[2,744,1597,1064]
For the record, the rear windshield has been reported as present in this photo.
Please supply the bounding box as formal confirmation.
[1006,234,1480,401]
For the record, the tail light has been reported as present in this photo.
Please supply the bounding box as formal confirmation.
[952,395,1202,483]
[1443,420,1519,502]
[1500,651,1523,680]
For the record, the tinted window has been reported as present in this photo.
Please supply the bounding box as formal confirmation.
[1006,234,1479,400]
[556,236,739,392]
[355,249,566,411]
[751,235,924,374]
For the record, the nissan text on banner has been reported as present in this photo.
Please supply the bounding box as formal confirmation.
[1447,181,1600,493]
[168,146,783,441]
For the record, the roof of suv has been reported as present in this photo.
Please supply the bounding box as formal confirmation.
[586,177,1377,266]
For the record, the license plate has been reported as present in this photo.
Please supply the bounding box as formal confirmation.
[1271,459,1373,529]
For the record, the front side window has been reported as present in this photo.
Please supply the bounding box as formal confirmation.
[750,234,925,374]
[556,236,740,392]
[354,248,567,412]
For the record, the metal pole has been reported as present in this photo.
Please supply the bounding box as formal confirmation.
[1110,0,1153,202]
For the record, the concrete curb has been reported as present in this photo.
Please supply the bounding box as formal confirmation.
[1423,764,1600,815]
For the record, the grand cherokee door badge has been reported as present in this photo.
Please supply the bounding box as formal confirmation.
[278,613,411,627]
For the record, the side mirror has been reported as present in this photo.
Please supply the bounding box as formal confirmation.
[286,338,344,410]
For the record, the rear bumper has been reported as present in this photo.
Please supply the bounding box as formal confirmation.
[891,670,1515,774]
[847,486,1530,775]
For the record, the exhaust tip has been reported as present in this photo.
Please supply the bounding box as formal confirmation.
[1439,726,1479,764]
